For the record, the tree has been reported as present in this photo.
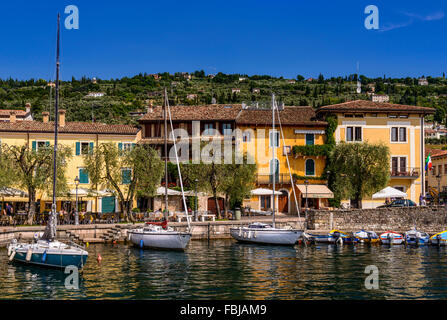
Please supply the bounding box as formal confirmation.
[327,142,390,208]
[83,143,163,222]
[1,143,72,224]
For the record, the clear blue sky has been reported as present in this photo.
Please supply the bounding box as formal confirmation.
[0,0,446,80]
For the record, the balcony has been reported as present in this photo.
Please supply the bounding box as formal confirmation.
[256,174,292,185]
[390,167,420,179]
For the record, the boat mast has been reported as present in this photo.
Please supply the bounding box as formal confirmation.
[272,93,276,228]
[51,13,61,240]
[163,88,169,220]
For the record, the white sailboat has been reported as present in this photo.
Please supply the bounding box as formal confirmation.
[230,94,303,245]
[128,89,192,250]
[8,14,88,269]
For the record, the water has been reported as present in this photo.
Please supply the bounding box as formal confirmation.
[1,240,447,299]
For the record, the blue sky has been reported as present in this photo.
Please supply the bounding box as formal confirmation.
[0,0,446,80]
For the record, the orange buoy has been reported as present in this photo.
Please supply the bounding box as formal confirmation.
[97,254,102,263]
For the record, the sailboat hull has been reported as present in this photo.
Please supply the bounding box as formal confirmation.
[230,227,302,245]
[128,230,191,250]
[8,241,88,269]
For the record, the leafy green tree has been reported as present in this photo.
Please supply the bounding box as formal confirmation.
[83,143,163,222]
[327,142,390,208]
[1,143,72,224]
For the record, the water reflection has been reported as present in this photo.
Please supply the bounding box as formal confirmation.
[1,241,447,299]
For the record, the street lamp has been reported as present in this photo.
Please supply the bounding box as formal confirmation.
[436,173,442,205]
[74,176,80,225]
[194,179,198,222]
[304,180,309,228]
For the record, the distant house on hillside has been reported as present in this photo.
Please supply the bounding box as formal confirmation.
[182,72,191,80]
[0,103,33,122]
[239,77,246,82]
[150,74,160,80]
[187,94,197,100]
[86,92,105,98]
[418,77,428,86]
[306,78,315,82]
[252,88,260,94]
[231,88,241,94]
[371,94,390,103]
[287,79,296,84]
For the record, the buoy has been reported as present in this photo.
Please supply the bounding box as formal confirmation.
[97,254,102,263]
[42,250,47,262]
[128,233,132,241]
[9,251,16,261]
[26,248,32,262]
[112,240,117,244]
[86,242,89,248]
[140,239,144,248]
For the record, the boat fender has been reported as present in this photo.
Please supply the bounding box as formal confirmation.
[253,231,257,239]
[247,231,252,239]
[243,232,247,239]
[336,237,343,246]
[128,233,132,241]
[140,239,144,248]
[238,228,242,237]
[42,250,47,262]
[437,234,442,247]
[86,242,89,248]
[97,254,102,263]
[26,248,32,262]
[7,246,12,257]
[9,251,15,261]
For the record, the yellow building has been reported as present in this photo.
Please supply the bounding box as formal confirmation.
[316,100,434,208]
[425,148,447,203]
[0,109,140,214]
[138,104,333,215]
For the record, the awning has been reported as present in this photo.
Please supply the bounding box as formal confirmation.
[0,187,28,197]
[156,186,183,196]
[372,186,407,199]
[296,184,334,199]
[250,188,282,196]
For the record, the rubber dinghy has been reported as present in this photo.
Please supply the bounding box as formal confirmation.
[430,230,447,246]
[379,231,404,245]
[354,230,380,244]
[405,228,430,245]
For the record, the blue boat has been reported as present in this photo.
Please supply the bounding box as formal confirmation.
[305,230,358,244]
[430,230,447,246]
[405,228,430,245]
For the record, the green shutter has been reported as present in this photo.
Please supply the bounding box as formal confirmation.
[102,196,116,213]
[132,143,136,149]
[79,168,89,184]
[76,142,80,155]
[89,142,94,154]
[45,141,50,147]
[118,142,123,150]
[122,169,131,184]
[32,141,37,151]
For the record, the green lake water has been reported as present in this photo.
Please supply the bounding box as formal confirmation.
[1,240,447,299]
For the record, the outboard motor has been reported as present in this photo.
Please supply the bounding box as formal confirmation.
[333,232,343,245]
[387,233,394,245]
[437,234,442,247]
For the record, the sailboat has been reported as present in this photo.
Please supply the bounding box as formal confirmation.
[230,94,303,245]
[127,89,192,250]
[7,14,88,269]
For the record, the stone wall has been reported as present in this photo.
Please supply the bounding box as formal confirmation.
[306,206,447,233]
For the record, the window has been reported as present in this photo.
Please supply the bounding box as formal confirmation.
[433,166,436,176]
[269,159,279,183]
[391,127,407,142]
[79,168,89,184]
[388,114,398,118]
[391,157,407,175]
[121,168,132,184]
[118,142,135,154]
[399,115,409,118]
[242,131,251,142]
[354,114,364,118]
[371,113,378,117]
[344,114,354,118]
[222,123,232,135]
[203,123,214,136]
[439,165,442,175]
[269,130,279,148]
[346,127,362,142]
[76,142,93,155]
[283,146,291,155]
[260,195,271,210]
[305,134,314,146]
[305,159,315,176]
[444,164,447,174]
[32,140,50,151]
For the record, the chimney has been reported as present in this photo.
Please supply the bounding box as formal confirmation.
[58,110,66,127]
[42,112,49,123]
[25,103,31,114]
[9,111,16,123]
[146,100,153,113]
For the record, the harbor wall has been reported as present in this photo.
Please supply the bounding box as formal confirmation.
[306,206,447,233]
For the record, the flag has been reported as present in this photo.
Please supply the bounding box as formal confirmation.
[425,153,432,171]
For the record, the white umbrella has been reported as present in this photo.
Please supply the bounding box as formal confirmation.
[156,186,182,196]
[372,187,407,199]
[69,188,92,196]
[250,188,282,196]
[0,187,28,197]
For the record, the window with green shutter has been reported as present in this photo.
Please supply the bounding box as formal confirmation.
[305,134,314,146]
[79,168,89,184]
[305,159,315,176]
[121,168,132,184]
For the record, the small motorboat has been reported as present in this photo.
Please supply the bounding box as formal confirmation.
[405,228,430,245]
[354,230,380,244]
[379,231,404,245]
[230,222,302,245]
[308,230,357,244]
[430,230,447,246]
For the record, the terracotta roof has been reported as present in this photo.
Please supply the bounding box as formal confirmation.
[139,104,243,122]
[426,148,447,159]
[316,100,435,114]
[0,121,139,135]
[236,106,326,126]
[0,109,28,117]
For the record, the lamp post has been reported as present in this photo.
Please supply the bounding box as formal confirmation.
[74,176,80,225]
[304,180,309,228]
[436,173,442,205]
[194,179,198,222]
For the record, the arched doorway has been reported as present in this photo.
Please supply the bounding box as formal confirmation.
[207,197,224,215]
[278,190,289,213]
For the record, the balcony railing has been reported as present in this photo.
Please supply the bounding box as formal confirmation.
[256,174,292,185]
[390,167,420,179]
